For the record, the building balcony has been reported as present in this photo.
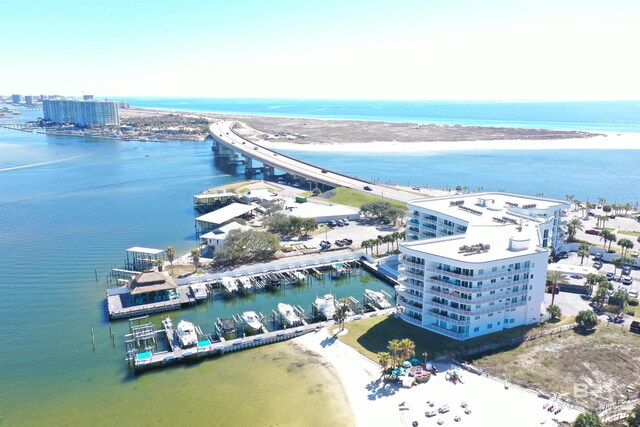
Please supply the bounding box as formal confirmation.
[400,281,424,294]
[427,311,470,326]
[398,270,425,282]
[398,312,423,326]
[428,299,472,315]
[427,266,530,282]
[423,323,469,340]
[426,285,529,304]
[409,218,420,225]
[398,289,423,302]
[399,258,425,270]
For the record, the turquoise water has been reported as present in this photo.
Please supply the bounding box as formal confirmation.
[0,124,386,426]
[120,98,640,133]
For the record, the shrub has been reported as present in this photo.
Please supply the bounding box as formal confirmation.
[628,298,639,306]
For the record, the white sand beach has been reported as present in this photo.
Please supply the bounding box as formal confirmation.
[259,132,640,153]
[295,327,581,427]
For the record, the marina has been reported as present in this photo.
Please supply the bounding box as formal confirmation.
[126,308,396,371]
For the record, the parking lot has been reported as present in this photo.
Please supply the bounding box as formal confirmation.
[551,251,640,324]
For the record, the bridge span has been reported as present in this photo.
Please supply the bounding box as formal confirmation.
[208,121,415,203]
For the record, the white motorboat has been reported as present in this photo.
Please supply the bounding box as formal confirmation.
[190,283,208,301]
[278,303,301,326]
[242,311,263,331]
[365,289,392,309]
[175,320,198,348]
[293,271,306,283]
[221,277,238,292]
[238,276,253,290]
[315,294,336,319]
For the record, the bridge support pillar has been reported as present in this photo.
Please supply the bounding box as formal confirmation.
[263,165,275,177]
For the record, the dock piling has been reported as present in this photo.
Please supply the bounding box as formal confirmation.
[91,326,96,351]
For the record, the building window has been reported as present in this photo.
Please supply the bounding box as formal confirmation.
[488,313,493,317]
[497,321,501,325]
[476,293,482,297]
[492,267,497,272]
[475,304,481,308]
[475,316,480,320]
[510,318,515,323]
[490,290,496,295]
[489,302,494,306]
[487,323,493,329]
[477,281,483,286]
[491,279,496,283]
[474,327,479,332]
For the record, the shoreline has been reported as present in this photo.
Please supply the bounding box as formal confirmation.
[295,326,581,426]
[122,106,640,152]
[258,133,640,153]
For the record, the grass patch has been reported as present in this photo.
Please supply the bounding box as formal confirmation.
[326,187,406,209]
[471,324,640,409]
[619,230,640,237]
[330,314,575,363]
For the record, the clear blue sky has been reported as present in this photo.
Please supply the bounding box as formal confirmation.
[3,0,639,100]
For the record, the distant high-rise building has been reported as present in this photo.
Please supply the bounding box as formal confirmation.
[43,99,119,126]
[40,95,49,100]
[117,102,131,109]
[11,94,22,104]
[83,94,94,100]
[25,95,35,105]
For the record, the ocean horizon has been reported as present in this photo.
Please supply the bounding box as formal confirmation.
[116,98,640,133]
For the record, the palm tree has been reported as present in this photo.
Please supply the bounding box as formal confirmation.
[399,338,416,360]
[361,239,371,255]
[618,238,634,256]
[375,236,383,255]
[387,339,401,367]
[547,271,564,306]
[566,218,583,241]
[191,249,200,272]
[600,229,616,251]
[334,298,349,331]
[578,248,589,266]
[377,352,391,375]
[166,246,176,273]
[383,234,394,253]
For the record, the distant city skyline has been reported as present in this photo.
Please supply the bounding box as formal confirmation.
[3,0,640,101]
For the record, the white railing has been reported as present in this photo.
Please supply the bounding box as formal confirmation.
[427,311,470,326]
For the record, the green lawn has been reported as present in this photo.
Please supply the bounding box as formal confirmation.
[325,187,406,209]
[330,314,574,362]
[619,230,640,237]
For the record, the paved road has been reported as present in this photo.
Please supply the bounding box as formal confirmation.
[209,121,417,203]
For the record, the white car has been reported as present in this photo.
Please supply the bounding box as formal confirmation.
[628,290,638,298]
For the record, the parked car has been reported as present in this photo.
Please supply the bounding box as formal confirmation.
[425,410,437,417]
[594,252,603,260]
[586,229,600,235]
[363,186,372,191]
[593,262,603,270]
[606,272,615,280]
[342,218,350,225]
[570,274,583,280]
[622,277,633,286]
[627,289,638,297]
[336,219,344,227]
[622,267,631,276]
[328,220,337,227]
[321,169,328,173]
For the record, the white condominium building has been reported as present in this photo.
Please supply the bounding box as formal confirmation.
[43,99,119,126]
[397,193,570,340]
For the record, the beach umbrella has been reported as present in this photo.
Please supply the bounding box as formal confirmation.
[402,360,412,368]
[410,358,420,366]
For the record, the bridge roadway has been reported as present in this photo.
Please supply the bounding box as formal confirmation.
[209,121,416,203]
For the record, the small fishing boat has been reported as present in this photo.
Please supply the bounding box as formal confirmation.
[175,320,198,348]
[365,289,392,309]
[315,294,336,319]
[242,311,263,331]
[278,303,301,326]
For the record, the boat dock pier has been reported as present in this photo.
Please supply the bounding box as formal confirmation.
[107,284,196,320]
[127,307,396,371]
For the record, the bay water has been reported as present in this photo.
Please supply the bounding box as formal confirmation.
[2,100,639,425]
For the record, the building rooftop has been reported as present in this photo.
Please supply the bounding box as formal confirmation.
[200,221,252,240]
[403,222,546,263]
[126,246,164,255]
[128,270,177,295]
[282,200,359,219]
[409,192,567,225]
[196,203,255,225]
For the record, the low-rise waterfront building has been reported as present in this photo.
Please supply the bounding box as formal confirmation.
[397,192,569,340]
[200,221,252,252]
[43,98,119,126]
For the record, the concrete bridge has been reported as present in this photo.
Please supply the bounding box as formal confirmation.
[208,121,416,203]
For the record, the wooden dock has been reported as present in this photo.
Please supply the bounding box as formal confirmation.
[107,284,196,320]
[128,308,396,371]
